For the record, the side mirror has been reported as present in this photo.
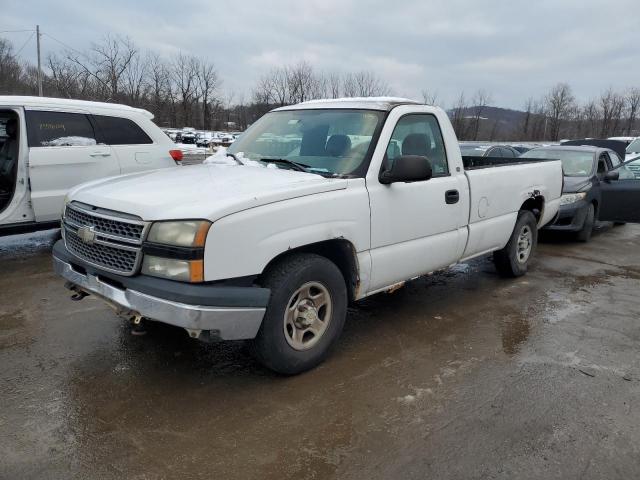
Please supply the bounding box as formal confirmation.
[379,155,433,185]
[605,171,619,182]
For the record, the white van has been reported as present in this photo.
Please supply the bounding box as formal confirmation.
[0,96,183,235]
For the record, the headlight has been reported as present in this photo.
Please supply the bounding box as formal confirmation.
[141,255,204,282]
[143,220,210,282]
[560,192,587,206]
[147,220,211,247]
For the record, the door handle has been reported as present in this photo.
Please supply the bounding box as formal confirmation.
[90,152,111,157]
[445,189,460,204]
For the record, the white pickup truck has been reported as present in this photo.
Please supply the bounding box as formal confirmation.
[53,98,562,374]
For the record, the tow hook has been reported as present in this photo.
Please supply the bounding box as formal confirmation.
[65,282,89,301]
[130,314,148,336]
[70,291,89,301]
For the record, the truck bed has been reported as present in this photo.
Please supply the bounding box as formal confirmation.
[459,158,563,261]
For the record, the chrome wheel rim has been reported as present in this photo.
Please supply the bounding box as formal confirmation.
[516,225,533,263]
[283,281,332,351]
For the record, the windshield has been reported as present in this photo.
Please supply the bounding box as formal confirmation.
[626,138,640,154]
[227,109,385,176]
[522,149,594,177]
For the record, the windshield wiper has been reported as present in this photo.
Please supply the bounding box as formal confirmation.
[226,152,243,165]
[260,158,310,172]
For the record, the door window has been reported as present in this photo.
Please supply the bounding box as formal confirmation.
[92,115,153,145]
[26,111,97,147]
[608,151,636,179]
[385,114,449,177]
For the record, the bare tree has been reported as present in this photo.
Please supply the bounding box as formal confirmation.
[287,61,318,103]
[544,83,575,141]
[0,38,26,94]
[257,66,289,106]
[122,51,148,105]
[171,53,200,126]
[450,92,469,139]
[625,88,640,136]
[327,72,342,99]
[421,89,439,106]
[64,35,138,101]
[342,71,390,97]
[196,59,219,129]
[470,89,492,140]
[520,98,534,140]
[599,88,625,137]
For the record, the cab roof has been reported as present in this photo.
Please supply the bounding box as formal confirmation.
[273,97,422,112]
[0,96,154,119]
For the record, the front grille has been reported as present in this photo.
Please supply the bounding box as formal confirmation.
[65,205,144,241]
[63,203,147,275]
[66,229,139,273]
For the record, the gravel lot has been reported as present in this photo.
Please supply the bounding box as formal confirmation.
[1,224,639,479]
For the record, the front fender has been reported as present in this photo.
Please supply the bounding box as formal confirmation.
[203,181,370,281]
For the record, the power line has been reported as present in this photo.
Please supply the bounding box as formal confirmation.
[0,29,35,34]
[42,32,90,60]
[15,31,35,56]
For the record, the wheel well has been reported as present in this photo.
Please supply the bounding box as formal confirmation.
[520,195,544,223]
[259,239,359,301]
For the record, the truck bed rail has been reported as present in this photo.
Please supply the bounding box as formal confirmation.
[462,156,556,170]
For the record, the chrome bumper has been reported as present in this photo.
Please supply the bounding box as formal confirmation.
[52,255,265,340]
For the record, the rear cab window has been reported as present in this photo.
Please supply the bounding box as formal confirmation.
[91,115,153,145]
[25,111,97,147]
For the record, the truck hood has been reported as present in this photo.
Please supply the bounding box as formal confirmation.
[69,164,348,221]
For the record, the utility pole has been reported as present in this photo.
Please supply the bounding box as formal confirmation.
[36,25,43,96]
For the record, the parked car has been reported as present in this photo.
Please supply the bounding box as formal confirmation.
[196,132,214,147]
[180,128,197,145]
[521,145,637,241]
[459,143,522,158]
[210,133,235,148]
[0,96,183,236]
[53,97,568,374]
[512,145,533,154]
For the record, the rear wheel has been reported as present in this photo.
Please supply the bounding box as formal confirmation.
[251,254,347,375]
[493,210,538,278]
[576,203,595,242]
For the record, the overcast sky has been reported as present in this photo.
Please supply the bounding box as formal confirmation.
[3,0,638,109]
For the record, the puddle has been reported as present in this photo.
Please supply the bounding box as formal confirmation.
[0,311,25,331]
[501,315,531,355]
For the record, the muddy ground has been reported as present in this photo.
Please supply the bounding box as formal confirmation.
[1,224,639,480]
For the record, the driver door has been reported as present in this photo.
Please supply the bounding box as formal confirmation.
[598,153,640,223]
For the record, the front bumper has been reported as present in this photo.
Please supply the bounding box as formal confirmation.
[544,200,589,232]
[52,240,268,340]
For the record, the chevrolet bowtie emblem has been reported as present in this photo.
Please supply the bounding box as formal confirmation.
[77,226,97,245]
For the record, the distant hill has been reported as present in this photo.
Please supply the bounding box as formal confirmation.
[447,106,529,140]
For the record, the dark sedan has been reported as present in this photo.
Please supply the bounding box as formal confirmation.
[459,143,522,158]
[521,146,636,241]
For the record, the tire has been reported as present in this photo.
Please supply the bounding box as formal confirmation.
[251,253,348,375]
[576,203,595,242]
[493,210,538,278]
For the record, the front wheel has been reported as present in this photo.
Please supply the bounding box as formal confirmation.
[493,210,538,278]
[251,253,348,375]
[576,203,595,242]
